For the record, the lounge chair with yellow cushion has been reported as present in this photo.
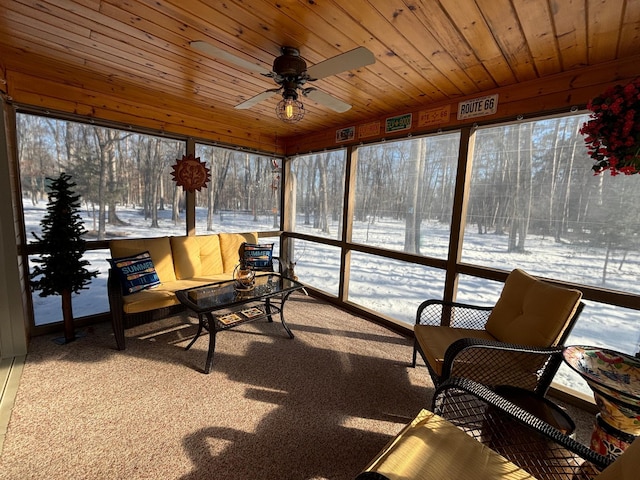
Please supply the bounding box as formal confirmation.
[412,269,584,394]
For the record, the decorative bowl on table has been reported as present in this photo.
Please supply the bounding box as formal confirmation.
[233,264,255,291]
[563,346,640,458]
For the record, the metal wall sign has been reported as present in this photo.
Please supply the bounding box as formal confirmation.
[385,113,412,133]
[359,121,381,139]
[335,126,355,143]
[457,94,499,120]
[418,105,450,127]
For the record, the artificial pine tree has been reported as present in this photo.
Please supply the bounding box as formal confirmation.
[30,172,98,343]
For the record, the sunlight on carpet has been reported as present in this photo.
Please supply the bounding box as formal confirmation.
[0,295,433,480]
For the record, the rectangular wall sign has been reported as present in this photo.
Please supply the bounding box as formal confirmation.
[418,105,451,128]
[457,94,499,120]
[359,121,381,139]
[335,126,355,143]
[385,113,412,133]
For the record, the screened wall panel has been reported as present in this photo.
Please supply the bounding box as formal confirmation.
[348,252,446,324]
[462,115,640,295]
[195,144,281,234]
[290,150,346,241]
[29,250,110,327]
[351,133,460,257]
[18,113,187,243]
[292,239,341,296]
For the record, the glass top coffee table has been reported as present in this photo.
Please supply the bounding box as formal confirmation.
[176,274,305,373]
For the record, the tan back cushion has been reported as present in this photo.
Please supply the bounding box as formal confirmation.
[484,269,582,347]
[171,235,224,279]
[218,232,258,273]
[109,237,176,283]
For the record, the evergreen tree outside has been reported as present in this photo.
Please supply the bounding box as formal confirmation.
[30,172,98,342]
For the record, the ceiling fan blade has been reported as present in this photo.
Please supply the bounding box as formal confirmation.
[190,40,271,76]
[303,89,352,113]
[306,46,375,80]
[235,89,280,109]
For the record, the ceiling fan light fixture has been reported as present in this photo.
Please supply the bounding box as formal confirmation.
[276,97,305,123]
[194,40,374,117]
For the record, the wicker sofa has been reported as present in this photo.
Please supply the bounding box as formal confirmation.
[107,232,259,350]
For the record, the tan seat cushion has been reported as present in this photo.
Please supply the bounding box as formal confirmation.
[171,235,224,279]
[121,275,233,314]
[485,269,582,347]
[361,409,534,480]
[414,325,496,375]
[109,237,177,283]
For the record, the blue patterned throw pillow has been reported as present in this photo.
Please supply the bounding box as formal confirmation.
[242,243,274,271]
[108,251,161,295]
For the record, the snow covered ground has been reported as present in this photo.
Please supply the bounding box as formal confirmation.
[24,199,640,395]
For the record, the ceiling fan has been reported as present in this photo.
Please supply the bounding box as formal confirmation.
[191,41,375,123]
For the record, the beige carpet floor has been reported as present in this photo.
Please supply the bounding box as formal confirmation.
[0,294,435,480]
[0,294,596,480]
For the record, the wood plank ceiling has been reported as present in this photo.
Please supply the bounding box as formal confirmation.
[1,0,639,153]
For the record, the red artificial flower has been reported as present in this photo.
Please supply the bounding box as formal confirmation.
[581,77,640,175]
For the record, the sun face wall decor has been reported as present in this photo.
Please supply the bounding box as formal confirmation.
[171,154,211,192]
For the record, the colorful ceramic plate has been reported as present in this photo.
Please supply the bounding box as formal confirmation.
[563,346,640,405]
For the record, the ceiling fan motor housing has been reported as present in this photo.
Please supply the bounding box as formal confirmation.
[273,46,307,80]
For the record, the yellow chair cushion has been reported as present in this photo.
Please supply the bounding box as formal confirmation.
[218,232,258,273]
[414,325,496,375]
[109,237,176,283]
[484,269,582,347]
[361,409,535,480]
[171,235,224,279]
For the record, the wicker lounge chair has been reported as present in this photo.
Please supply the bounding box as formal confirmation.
[412,269,584,395]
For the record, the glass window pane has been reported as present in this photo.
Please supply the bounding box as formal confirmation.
[455,274,503,306]
[194,144,281,233]
[348,252,446,324]
[462,115,640,295]
[30,250,110,326]
[291,239,341,296]
[18,113,187,241]
[351,133,460,257]
[290,150,346,240]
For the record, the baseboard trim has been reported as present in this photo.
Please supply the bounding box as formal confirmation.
[0,355,26,455]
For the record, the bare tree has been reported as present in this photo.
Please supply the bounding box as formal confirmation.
[93,127,124,239]
[315,155,331,235]
[404,138,425,254]
[508,123,533,252]
[206,149,232,230]
[17,115,55,205]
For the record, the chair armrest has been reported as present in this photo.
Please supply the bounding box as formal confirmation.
[433,377,612,477]
[442,338,565,394]
[416,299,493,329]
